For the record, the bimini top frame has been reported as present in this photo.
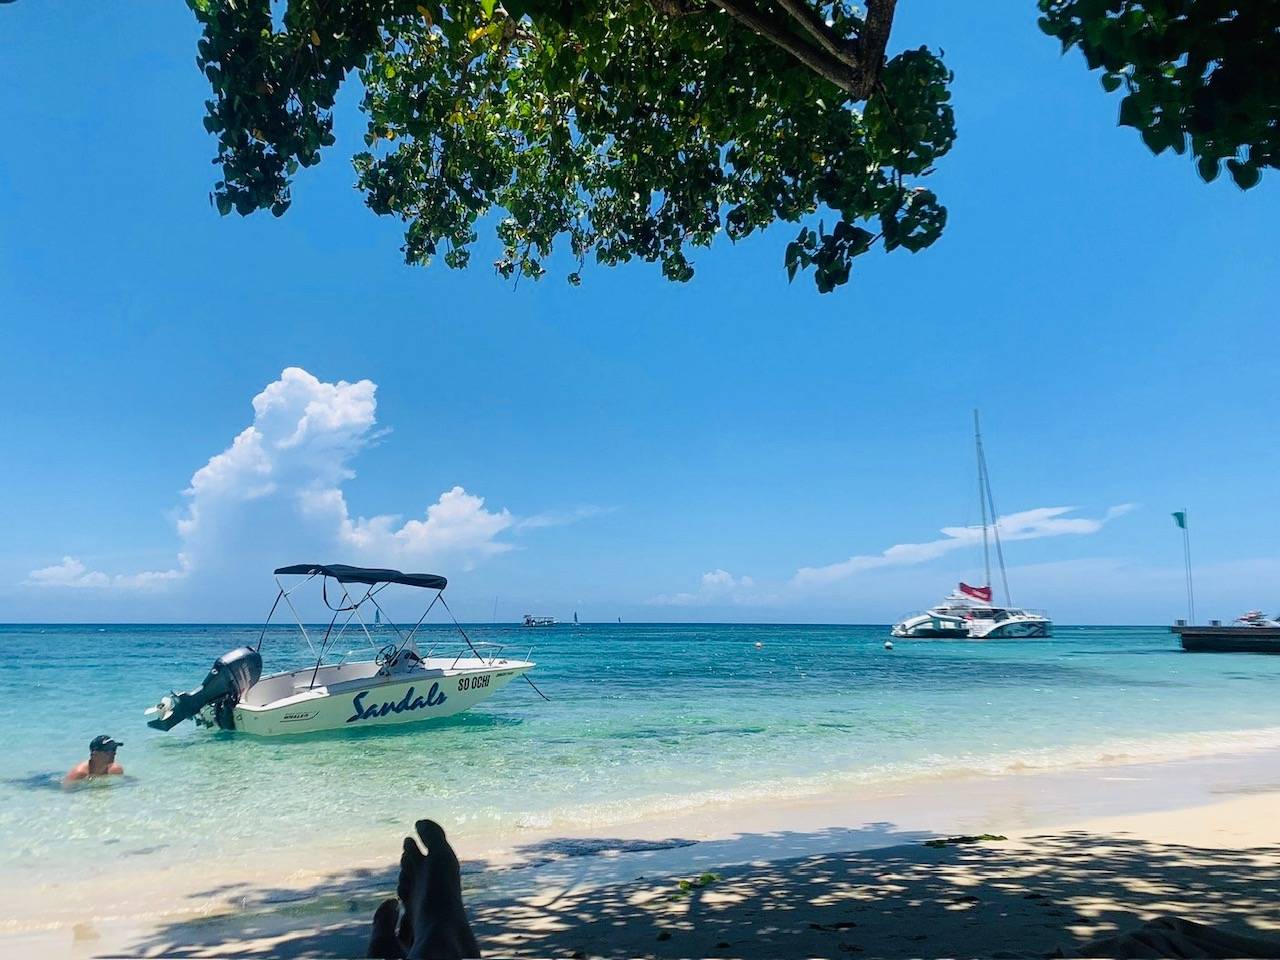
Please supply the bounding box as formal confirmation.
[274,563,446,591]
[257,564,490,689]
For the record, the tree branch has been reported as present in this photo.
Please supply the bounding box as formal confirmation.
[773,0,860,69]
[707,0,860,94]
[858,0,897,81]
[703,0,898,101]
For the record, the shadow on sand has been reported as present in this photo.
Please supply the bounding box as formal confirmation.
[120,825,1280,958]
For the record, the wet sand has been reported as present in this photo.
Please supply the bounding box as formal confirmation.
[7,748,1280,958]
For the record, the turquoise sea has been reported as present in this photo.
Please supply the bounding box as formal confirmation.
[3,623,1280,884]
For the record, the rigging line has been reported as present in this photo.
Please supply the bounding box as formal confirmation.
[322,576,373,613]
[339,584,380,654]
[256,588,285,652]
[279,571,320,599]
[329,604,361,654]
[1182,512,1196,623]
[279,581,317,658]
[523,673,552,702]
[402,590,442,648]
[437,593,487,662]
[365,593,408,645]
[983,451,1012,607]
[983,458,1013,609]
[309,603,343,689]
[322,583,373,659]
[974,409,992,591]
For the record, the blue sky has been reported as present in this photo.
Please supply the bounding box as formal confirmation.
[1,4,1277,623]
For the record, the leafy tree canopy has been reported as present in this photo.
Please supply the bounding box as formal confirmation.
[190,1,1275,291]
[190,0,952,291]
[1039,1,1279,191]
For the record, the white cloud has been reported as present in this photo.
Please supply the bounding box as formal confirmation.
[26,367,598,590]
[514,505,614,532]
[650,569,771,607]
[25,557,111,589]
[792,504,1136,588]
[340,486,516,571]
[647,503,1134,610]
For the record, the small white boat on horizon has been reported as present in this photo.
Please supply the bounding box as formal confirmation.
[1234,610,1280,628]
[892,412,1053,641]
[522,614,558,627]
[146,564,535,737]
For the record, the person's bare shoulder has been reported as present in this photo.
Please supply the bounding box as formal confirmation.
[63,763,89,785]
[108,763,124,775]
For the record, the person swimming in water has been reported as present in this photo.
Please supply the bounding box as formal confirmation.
[64,735,125,784]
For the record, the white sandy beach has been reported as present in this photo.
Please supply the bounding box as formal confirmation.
[5,745,1280,958]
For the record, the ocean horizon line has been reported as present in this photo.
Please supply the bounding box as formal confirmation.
[0,620,1179,628]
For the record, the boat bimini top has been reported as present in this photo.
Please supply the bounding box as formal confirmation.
[256,563,480,681]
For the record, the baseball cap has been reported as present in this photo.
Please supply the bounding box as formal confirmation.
[89,735,123,752]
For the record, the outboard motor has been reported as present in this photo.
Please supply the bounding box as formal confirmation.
[146,647,263,731]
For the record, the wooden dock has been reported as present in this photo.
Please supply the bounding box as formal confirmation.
[1173,624,1280,653]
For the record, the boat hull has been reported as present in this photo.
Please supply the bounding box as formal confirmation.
[1174,625,1280,654]
[229,662,532,736]
[890,612,969,639]
[891,612,1052,640]
[973,619,1052,639]
[890,625,969,639]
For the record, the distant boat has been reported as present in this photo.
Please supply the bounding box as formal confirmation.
[892,412,1052,640]
[573,611,580,626]
[374,608,381,625]
[522,614,558,628]
[1175,612,1280,653]
[1235,610,1280,628]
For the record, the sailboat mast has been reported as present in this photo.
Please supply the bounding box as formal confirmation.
[974,409,992,592]
[974,410,1012,606]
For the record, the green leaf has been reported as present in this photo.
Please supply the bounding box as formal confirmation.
[1226,159,1260,190]
[1100,72,1122,93]
[1197,155,1219,183]
[1117,94,1143,129]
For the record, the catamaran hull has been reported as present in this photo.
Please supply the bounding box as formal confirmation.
[891,613,1052,640]
[229,665,531,736]
[890,624,969,639]
[975,620,1051,639]
[890,613,969,639]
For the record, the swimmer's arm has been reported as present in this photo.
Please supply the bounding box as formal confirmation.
[109,763,124,775]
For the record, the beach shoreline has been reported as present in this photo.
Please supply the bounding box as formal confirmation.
[6,744,1280,957]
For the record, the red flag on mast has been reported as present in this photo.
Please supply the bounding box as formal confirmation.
[959,582,992,603]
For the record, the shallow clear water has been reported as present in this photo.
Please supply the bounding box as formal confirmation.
[3,623,1280,880]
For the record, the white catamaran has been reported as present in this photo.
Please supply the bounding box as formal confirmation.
[146,564,536,736]
[892,413,1052,640]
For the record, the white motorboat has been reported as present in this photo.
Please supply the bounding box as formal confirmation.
[146,564,536,737]
[522,614,558,627]
[1235,610,1280,628]
[891,412,1053,640]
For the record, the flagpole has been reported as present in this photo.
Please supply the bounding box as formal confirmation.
[1182,508,1196,624]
